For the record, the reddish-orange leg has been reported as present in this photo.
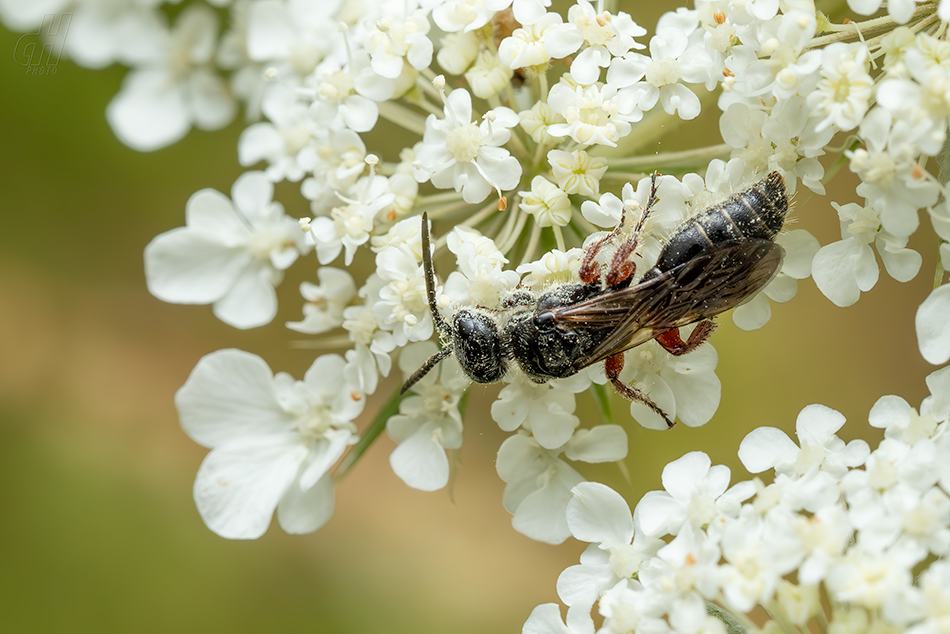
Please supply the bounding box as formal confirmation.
[655,320,718,356]
[604,353,675,429]
[579,173,662,287]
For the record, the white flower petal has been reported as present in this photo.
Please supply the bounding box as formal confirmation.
[145,228,251,304]
[567,482,634,547]
[277,472,335,534]
[732,293,771,331]
[563,425,628,463]
[106,68,190,151]
[795,403,846,444]
[176,348,293,447]
[523,604,572,634]
[193,435,308,539]
[662,452,710,500]
[738,426,798,472]
[917,284,950,365]
[212,261,279,329]
[390,422,450,491]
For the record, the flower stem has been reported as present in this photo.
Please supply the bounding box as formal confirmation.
[807,3,938,49]
[417,191,466,206]
[606,143,732,171]
[552,224,566,252]
[378,100,428,136]
[520,218,543,265]
[460,199,500,227]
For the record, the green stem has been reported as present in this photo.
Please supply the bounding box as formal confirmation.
[806,3,938,49]
[519,218,543,265]
[460,199,500,227]
[417,191,466,206]
[591,383,614,426]
[552,224,566,252]
[378,100,428,136]
[706,602,748,634]
[607,144,731,171]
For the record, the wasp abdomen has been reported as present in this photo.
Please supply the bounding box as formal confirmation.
[653,172,787,274]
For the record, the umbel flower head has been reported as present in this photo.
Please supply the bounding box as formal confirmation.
[10,0,950,595]
[525,366,950,634]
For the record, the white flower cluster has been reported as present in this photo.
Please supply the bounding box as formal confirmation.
[526,365,950,634]
[8,0,950,552]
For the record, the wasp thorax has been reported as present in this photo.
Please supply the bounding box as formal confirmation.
[452,309,506,383]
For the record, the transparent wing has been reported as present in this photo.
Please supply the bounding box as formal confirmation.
[549,240,785,369]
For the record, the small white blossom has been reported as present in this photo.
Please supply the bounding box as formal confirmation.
[177,349,362,538]
[145,171,310,329]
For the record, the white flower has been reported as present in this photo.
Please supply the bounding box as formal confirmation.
[520,100,566,145]
[106,5,237,151]
[618,338,722,431]
[547,83,635,147]
[373,244,433,344]
[499,13,562,69]
[245,0,341,78]
[309,173,396,265]
[413,88,523,204]
[805,42,872,133]
[916,283,950,365]
[365,9,433,79]
[719,508,804,611]
[636,451,753,538]
[436,30,479,75]
[557,482,664,634]
[145,171,310,329]
[286,266,356,334]
[431,0,512,34]
[491,380,580,449]
[517,249,582,288]
[848,107,941,237]
[606,26,711,121]
[176,349,362,538]
[443,225,520,307]
[548,149,607,197]
[308,53,393,134]
[520,176,572,227]
[388,343,468,491]
[497,426,627,544]
[465,49,515,99]
[543,1,646,85]
[238,82,314,182]
[812,201,922,308]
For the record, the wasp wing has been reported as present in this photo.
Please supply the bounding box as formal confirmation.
[550,239,785,369]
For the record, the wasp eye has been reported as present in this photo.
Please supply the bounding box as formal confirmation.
[452,310,505,384]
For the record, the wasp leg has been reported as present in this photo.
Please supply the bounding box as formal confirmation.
[604,353,675,429]
[605,238,637,287]
[580,213,627,284]
[655,320,718,356]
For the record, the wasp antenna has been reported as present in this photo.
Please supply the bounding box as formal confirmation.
[420,212,452,338]
[631,172,662,237]
[401,345,455,394]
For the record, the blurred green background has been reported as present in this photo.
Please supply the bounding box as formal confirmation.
[0,8,939,634]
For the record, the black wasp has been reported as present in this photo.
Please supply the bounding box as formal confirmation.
[402,172,789,427]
